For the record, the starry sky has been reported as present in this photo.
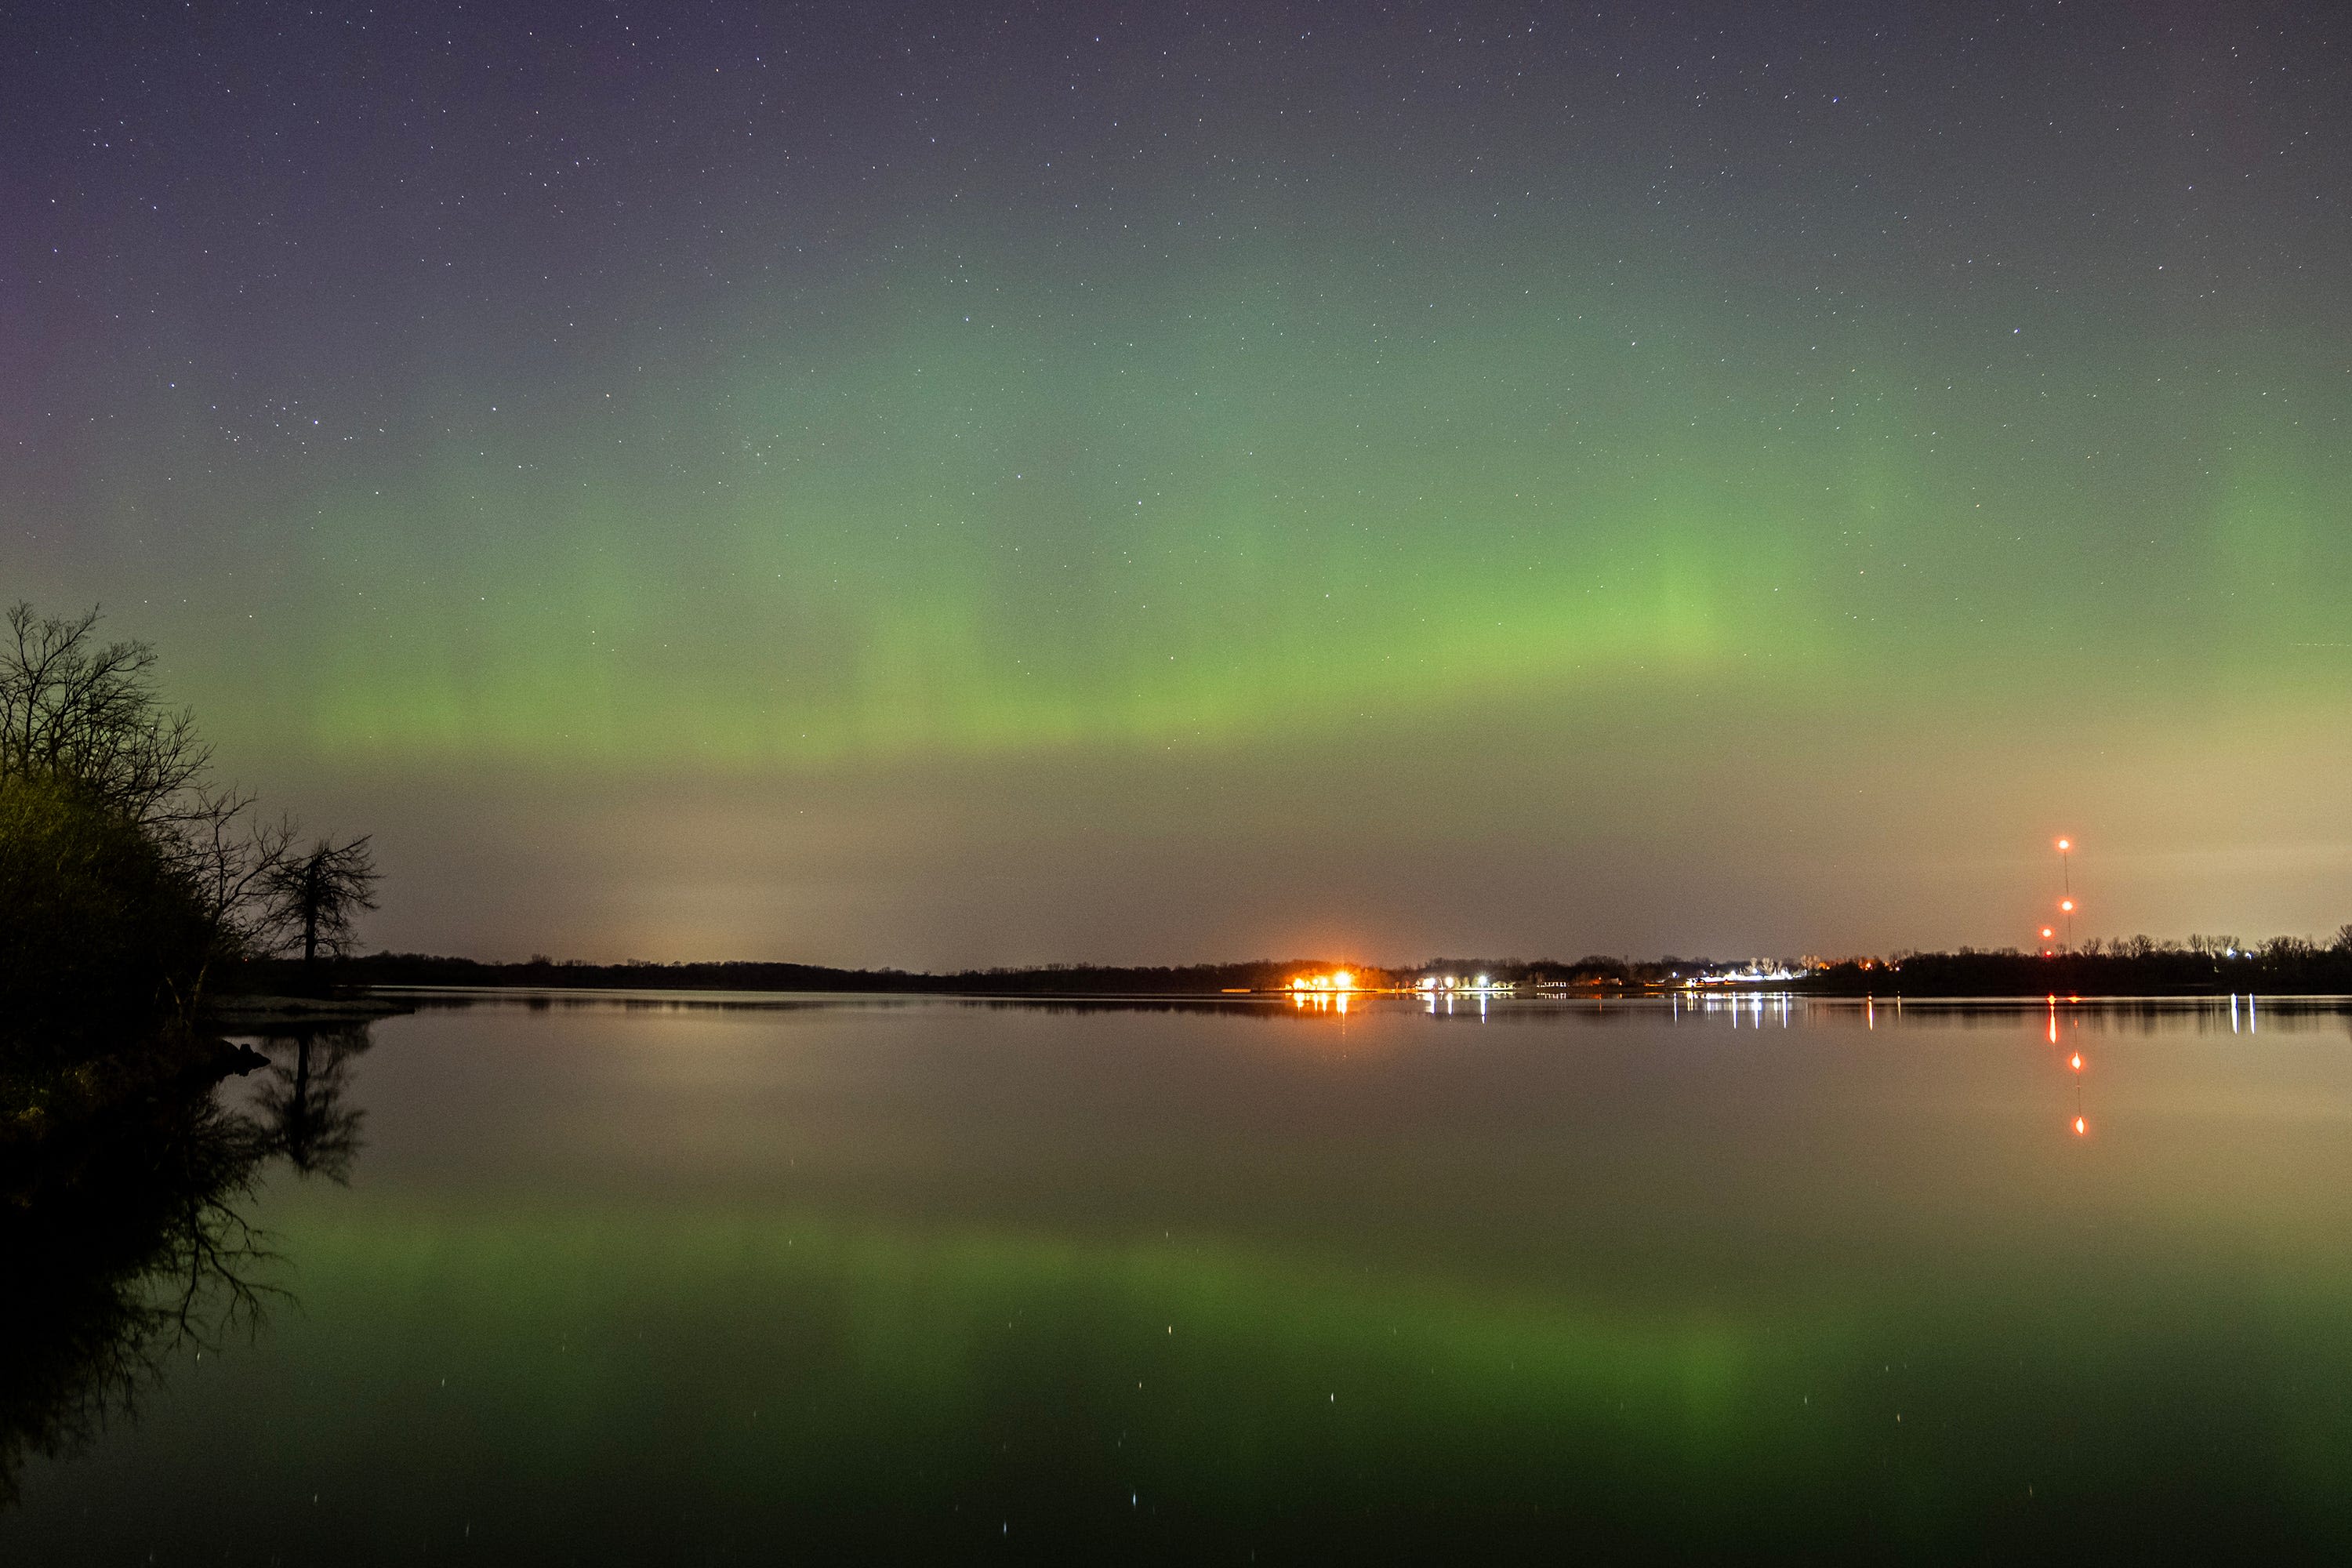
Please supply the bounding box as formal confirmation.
[6,2,2348,966]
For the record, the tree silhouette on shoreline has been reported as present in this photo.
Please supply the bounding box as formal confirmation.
[2,603,378,1035]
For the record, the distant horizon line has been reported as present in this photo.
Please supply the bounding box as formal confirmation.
[249,937,2352,995]
[317,930,2352,975]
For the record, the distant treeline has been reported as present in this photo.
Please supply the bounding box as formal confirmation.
[256,952,1696,997]
[1802,933,2352,996]
[256,953,1331,996]
[259,936,2352,1000]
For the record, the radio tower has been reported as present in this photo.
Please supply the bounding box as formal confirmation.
[2056,837,2075,952]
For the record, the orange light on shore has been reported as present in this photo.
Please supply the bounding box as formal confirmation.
[2070,1052,2082,1072]
[2074,1115,2087,1136]
[2057,838,2071,852]
[2042,927,2055,940]
[1291,971,1359,996]
[2060,898,2075,913]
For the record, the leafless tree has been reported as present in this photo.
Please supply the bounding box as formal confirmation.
[262,836,379,972]
[156,787,300,1013]
[5,602,381,1018]
[1,604,209,829]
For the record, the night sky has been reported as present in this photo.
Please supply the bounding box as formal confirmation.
[7,2,2348,966]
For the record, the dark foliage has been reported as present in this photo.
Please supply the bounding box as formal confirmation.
[1,604,376,1045]
[0,777,216,1050]
[278,951,1341,996]
[1802,938,2352,996]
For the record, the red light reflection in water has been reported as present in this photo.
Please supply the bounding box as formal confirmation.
[2049,999,2090,1140]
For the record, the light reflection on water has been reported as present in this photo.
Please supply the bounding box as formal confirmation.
[8,992,2352,1560]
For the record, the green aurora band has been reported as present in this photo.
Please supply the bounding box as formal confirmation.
[245,252,2348,767]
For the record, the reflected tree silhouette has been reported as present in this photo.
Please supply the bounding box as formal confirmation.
[252,1024,371,1182]
[0,1025,372,1509]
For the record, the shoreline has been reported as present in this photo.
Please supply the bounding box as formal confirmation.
[350,982,2352,1006]
[203,994,416,1026]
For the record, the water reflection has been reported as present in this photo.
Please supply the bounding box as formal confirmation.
[0,1026,373,1508]
[252,1025,372,1182]
[2050,1000,2092,1138]
[11,998,2352,1557]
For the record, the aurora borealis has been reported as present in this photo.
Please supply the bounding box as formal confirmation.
[8,2,2348,964]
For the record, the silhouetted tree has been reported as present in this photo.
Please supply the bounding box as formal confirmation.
[0,604,207,829]
[262,837,379,980]
[2,603,380,1032]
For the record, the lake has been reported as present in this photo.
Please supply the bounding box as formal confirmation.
[9,991,2352,1559]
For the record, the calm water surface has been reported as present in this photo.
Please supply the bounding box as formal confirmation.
[11,993,2352,1560]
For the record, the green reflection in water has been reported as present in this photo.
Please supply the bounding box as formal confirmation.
[229,1192,2352,1557]
[258,1199,1776,1548]
[17,1002,2352,1561]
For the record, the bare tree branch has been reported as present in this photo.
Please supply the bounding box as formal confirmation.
[2,603,211,827]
